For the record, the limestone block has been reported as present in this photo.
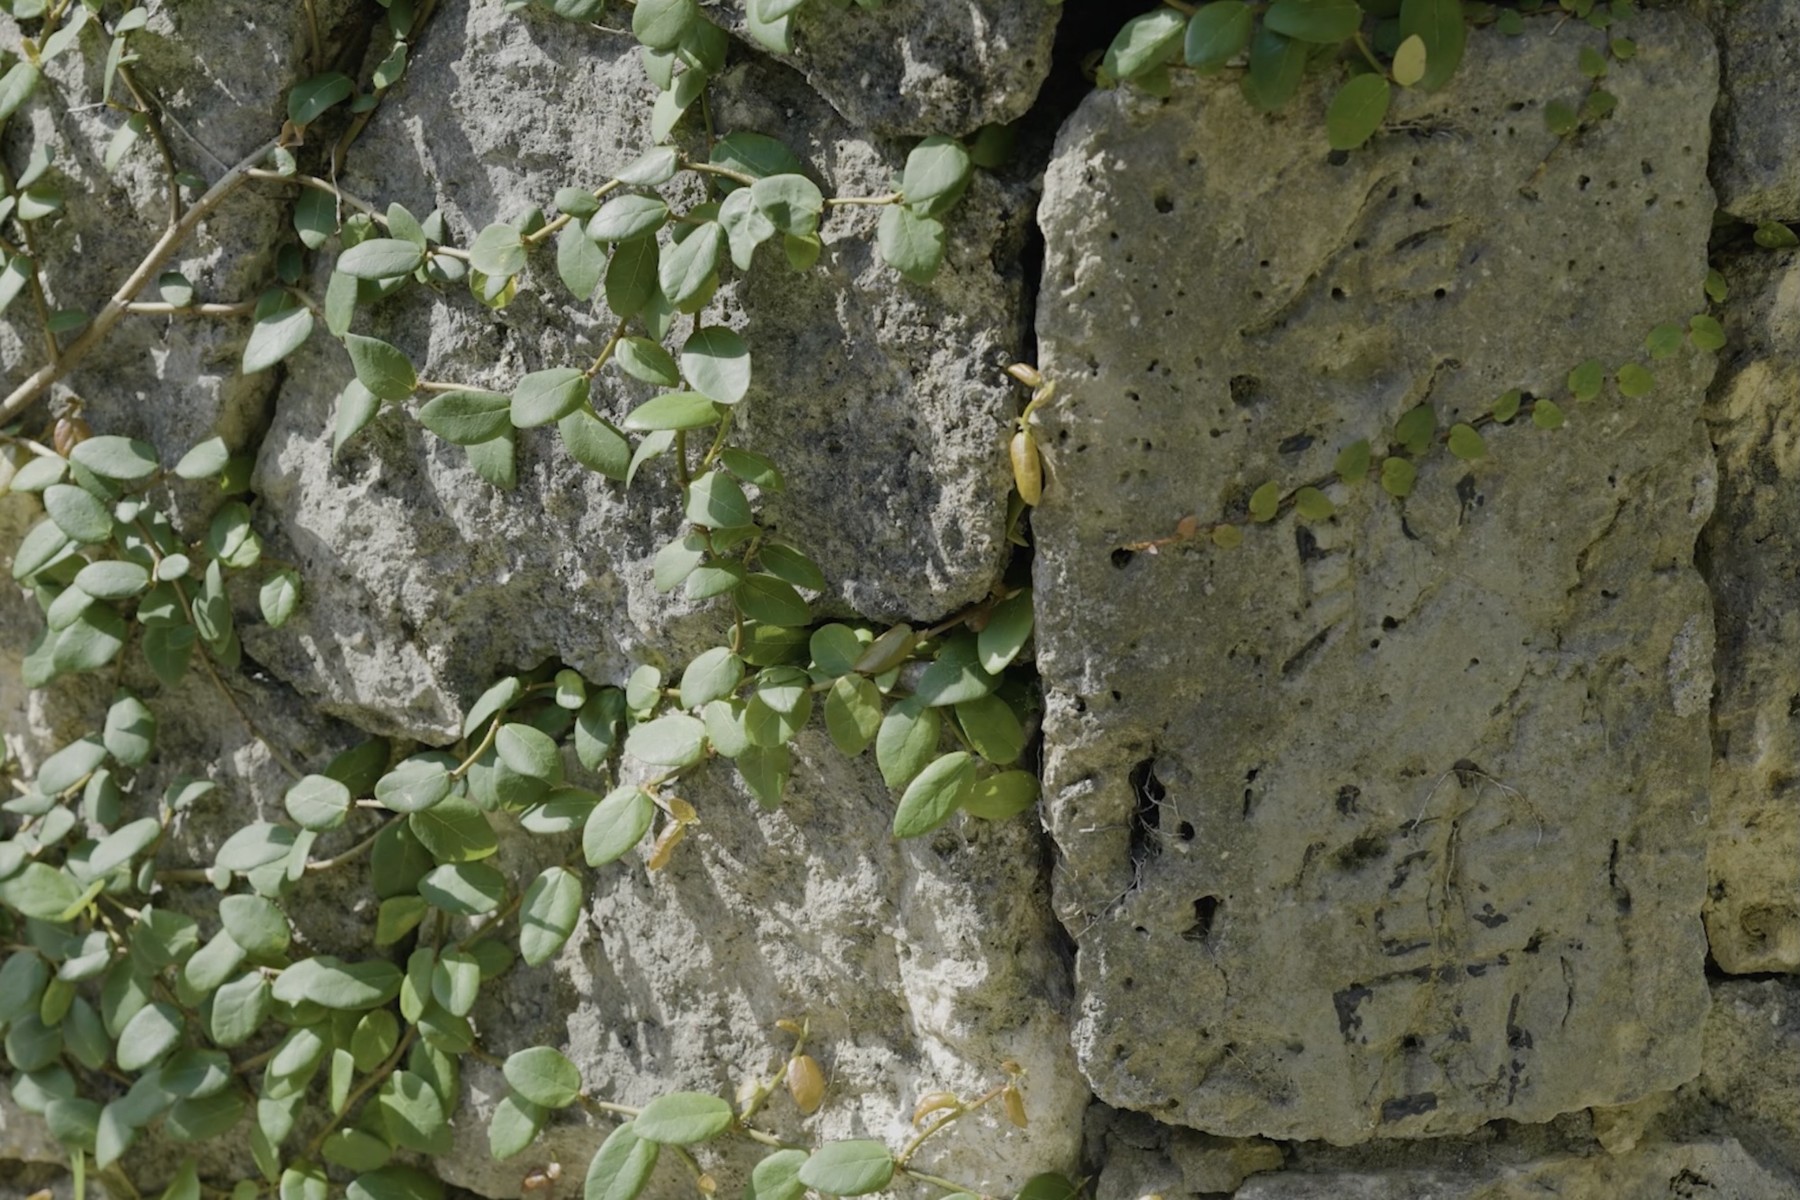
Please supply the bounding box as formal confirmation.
[0,1,360,460]
[1089,1106,1284,1200]
[1701,977,1800,1175]
[1035,15,1717,1143]
[718,0,1060,137]
[1236,1137,1798,1199]
[248,0,1025,741]
[1712,0,1800,221]
[1702,246,1800,973]
[430,730,1087,1197]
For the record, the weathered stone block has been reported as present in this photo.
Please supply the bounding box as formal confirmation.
[1703,247,1800,973]
[1035,16,1717,1143]
[432,731,1088,1197]
[248,0,1025,741]
[1712,0,1800,222]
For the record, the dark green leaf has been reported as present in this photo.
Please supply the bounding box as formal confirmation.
[583,785,655,866]
[1325,75,1390,150]
[634,1092,734,1144]
[798,1140,895,1196]
[420,390,512,445]
[1185,1,1254,68]
[1266,0,1363,43]
[344,334,417,400]
[287,73,354,125]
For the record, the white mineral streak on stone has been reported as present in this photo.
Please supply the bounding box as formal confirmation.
[1034,14,1717,1144]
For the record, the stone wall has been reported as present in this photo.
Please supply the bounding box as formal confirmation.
[5,1,1800,1198]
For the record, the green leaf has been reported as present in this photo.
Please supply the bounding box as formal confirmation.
[618,146,681,186]
[337,238,425,280]
[512,368,589,429]
[1393,404,1436,454]
[497,722,563,783]
[825,674,883,756]
[346,1166,443,1200]
[1568,358,1605,400]
[1016,1174,1081,1200]
[376,758,452,814]
[589,195,670,243]
[489,1092,546,1160]
[634,1092,734,1144]
[70,436,159,482]
[681,647,744,708]
[1243,25,1306,112]
[606,236,660,318]
[1398,0,1465,90]
[660,222,725,307]
[893,751,975,837]
[749,1149,809,1200]
[877,206,946,283]
[584,785,655,866]
[1446,423,1486,460]
[625,714,708,767]
[914,637,999,706]
[0,62,41,124]
[335,380,381,454]
[344,334,417,400]
[977,588,1033,673]
[738,744,791,808]
[409,796,498,862]
[431,949,481,1016]
[633,0,697,50]
[274,957,403,1011]
[1756,222,1800,250]
[1705,268,1729,304]
[810,625,865,677]
[1616,362,1654,397]
[1104,9,1186,79]
[220,894,289,958]
[116,1001,183,1070]
[470,223,527,278]
[557,223,607,300]
[287,72,354,125]
[1645,322,1684,360]
[215,822,297,872]
[519,867,583,967]
[624,391,720,432]
[617,337,682,386]
[680,326,751,405]
[585,1122,660,1200]
[504,1045,582,1108]
[955,694,1026,764]
[1533,397,1566,430]
[285,774,351,831]
[559,409,631,479]
[1391,33,1428,86]
[1380,456,1417,497]
[1545,99,1579,137]
[901,137,973,219]
[322,1128,392,1172]
[798,1140,895,1196]
[750,174,823,237]
[739,574,810,626]
[1265,0,1363,44]
[759,542,822,590]
[1325,75,1390,150]
[1492,390,1522,423]
[686,470,753,528]
[1247,480,1280,523]
[1689,314,1726,351]
[962,770,1038,820]
[1186,1,1254,68]
[45,484,112,543]
[0,862,81,920]
[419,390,511,444]
[876,699,941,790]
[418,862,505,915]
[75,560,149,600]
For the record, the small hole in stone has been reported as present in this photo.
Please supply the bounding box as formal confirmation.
[1111,548,1135,570]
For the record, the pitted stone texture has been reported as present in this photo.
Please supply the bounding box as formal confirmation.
[0,2,359,460]
[1235,1138,1799,1199]
[718,0,1059,137]
[1035,16,1717,1144]
[1712,0,1800,221]
[431,733,1086,1198]
[1088,1106,1284,1200]
[248,0,1023,741]
[1701,978,1800,1175]
[1702,247,1800,973]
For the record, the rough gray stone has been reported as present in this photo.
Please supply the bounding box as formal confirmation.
[247,0,1025,741]
[432,730,1088,1197]
[1701,978,1800,1176]
[1235,1137,1799,1198]
[1701,246,1800,973]
[1089,1106,1284,1200]
[718,0,1060,138]
[1034,15,1717,1144]
[0,1,360,464]
[1711,0,1800,222]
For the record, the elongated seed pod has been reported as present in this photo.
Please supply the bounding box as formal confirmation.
[787,1053,826,1114]
[1010,429,1042,506]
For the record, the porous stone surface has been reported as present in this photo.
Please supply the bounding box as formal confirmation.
[1034,14,1718,1144]
[719,0,1061,138]
[247,0,1025,741]
[0,1,360,463]
[1702,246,1800,973]
[1711,0,1800,222]
[1088,1106,1285,1199]
[432,731,1087,1197]
[1235,1137,1798,1198]
[1701,978,1800,1176]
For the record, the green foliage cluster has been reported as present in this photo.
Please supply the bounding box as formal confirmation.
[1101,0,1647,150]
[0,1,1067,1198]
